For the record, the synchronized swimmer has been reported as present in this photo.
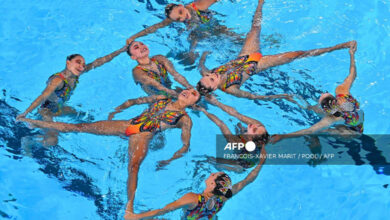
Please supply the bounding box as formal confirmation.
[16,0,364,219]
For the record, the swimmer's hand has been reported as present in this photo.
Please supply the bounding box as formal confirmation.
[269,134,285,144]
[108,109,120,120]
[156,159,170,170]
[16,112,27,121]
[126,37,135,46]
[18,118,37,129]
[279,94,297,104]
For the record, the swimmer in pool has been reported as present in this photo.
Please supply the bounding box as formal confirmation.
[126,41,192,96]
[124,145,266,220]
[16,46,127,146]
[198,96,269,171]
[270,41,363,144]
[126,0,242,65]
[196,0,356,102]
[19,89,200,214]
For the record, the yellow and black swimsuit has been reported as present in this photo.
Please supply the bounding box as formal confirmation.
[125,99,186,136]
[211,52,262,91]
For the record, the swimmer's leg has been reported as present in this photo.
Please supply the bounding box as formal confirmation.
[38,108,59,147]
[21,118,129,136]
[257,41,355,71]
[238,0,264,56]
[126,133,152,213]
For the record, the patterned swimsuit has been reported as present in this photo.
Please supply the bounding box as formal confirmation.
[136,58,172,94]
[336,94,364,133]
[125,99,186,136]
[185,195,224,220]
[211,52,263,91]
[41,73,79,113]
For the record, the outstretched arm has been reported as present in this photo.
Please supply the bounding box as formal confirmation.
[124,193,198,220]
[193,0,218,10]
[270,116,342,144]
[225,87,294,103]
[157,116,192,168]
[155,55,192,89]
[17,76,63,119]
[205,95,263,126]
[336,41,357,95]
[108,95,167,120]
[84,46,127,72]
[126,19,172,44]
[198,51,211,76]
[232,145,266,195]
[199,107,233,141]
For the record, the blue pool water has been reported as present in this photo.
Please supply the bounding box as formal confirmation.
[1,0,390,219]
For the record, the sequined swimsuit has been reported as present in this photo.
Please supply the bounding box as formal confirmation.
[41,73,79,113]
[185,195,224,220]
[125,99,186,136]
[336,94,364,133]
[136,58,172,90]
[211,52,263,91]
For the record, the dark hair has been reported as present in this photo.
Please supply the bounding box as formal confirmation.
[320,96,336,109]
[253,131,270,146]
[165,3,179,18]
[66,54,82,61]
[320,95,342,116]
[212,173,233,198]
[126,41,135,57]
[196,81,214,96]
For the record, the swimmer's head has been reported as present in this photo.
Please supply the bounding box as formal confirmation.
[127,41,149,60]
[66,54,85,76]
[165,4,191,22]
[178,88,200,106]
[319,93,342,117]
[205,172,233,198]
[197,73,221,95]
[245,124,270,146]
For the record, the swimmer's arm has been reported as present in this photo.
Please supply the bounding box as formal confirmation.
[198,51,211,76]
[84,46,127,72]
[232,146,266,196]
[17,77,63,119]
[193,0,218,10]
[205,96,264,126]
[159,117,193,166]
[225,87,292,102]
[271,117,342,143]
[126,19,173,44]
[155,55,192,89]
[108,95,166,120]
[133,68,178,97]
[125,193,198,219]
[199,107,233,141]
[336,42,357,95]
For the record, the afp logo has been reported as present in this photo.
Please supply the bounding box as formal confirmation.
[224,141,256,152]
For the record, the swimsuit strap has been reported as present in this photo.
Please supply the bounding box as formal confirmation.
[191,2,211,23]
